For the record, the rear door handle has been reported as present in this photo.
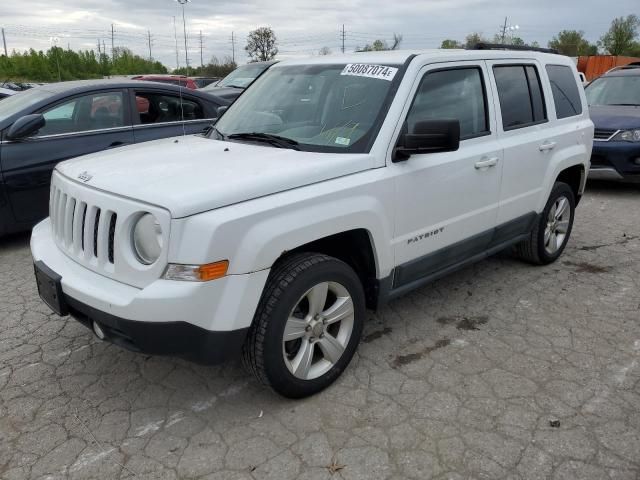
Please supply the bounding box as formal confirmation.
[539,141,557,152]
[474,157,499,170]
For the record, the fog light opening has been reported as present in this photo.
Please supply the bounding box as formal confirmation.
[92,321,106,340]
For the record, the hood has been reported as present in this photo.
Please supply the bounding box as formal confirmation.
[589,105,640,131]
[202,86,243,101]
[56,135,374,218]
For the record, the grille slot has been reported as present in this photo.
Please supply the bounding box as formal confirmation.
[80,203,87,252]
[108,213,117,264]
[93,208,101,258]
[594,129,617,141]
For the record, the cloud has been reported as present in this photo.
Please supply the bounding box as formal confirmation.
[1,0,637,68]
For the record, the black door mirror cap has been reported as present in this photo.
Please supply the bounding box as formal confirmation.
[6,114,46,141]
[393,119,461,162]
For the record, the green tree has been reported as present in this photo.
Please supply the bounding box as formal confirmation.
[245,27,278,62]
[599,15,640,55]
[357,34,403,52]
[549,30,598,56]
[465,32,486,49]
[174,55,236,77]
[440,39,462,49]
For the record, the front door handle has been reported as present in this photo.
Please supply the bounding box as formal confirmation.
[474,157,499,170]
[539,141,557,152]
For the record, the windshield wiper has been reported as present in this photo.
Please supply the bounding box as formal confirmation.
[227,132,300,150]
[608,103,640,106]
[224,84,245,89]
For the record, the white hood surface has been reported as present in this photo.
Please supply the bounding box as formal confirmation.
[56,135,374,218]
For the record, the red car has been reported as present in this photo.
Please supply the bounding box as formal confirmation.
[131,75,198,90]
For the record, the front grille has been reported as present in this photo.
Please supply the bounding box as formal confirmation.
[50,186,118,266]
[594,128,618,141]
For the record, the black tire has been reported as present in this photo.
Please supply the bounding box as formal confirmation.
[516,182,575,265]
[242,253,365,398]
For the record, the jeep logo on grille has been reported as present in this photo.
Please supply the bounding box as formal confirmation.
[77,171,93,183]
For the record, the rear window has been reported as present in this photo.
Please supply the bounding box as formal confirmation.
[493,65,547,130]
[546,65,582,119]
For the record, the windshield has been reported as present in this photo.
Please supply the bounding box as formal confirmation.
[214,63,400,153]
[585,76,640,106]
[0,88,55,122]
[211,63,270,88]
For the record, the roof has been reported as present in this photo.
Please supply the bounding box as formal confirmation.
[277,48,569,67]
[31,79,220,99]
[601,65,640,77]
[0,87,16,96]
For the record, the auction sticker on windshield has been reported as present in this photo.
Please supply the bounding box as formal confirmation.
[341,64,398,81]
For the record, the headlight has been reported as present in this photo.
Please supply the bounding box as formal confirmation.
[613,129,640,142]
[132,213,163,265]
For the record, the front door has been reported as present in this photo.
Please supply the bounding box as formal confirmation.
[391,61,503,289]
[1,89,133,225]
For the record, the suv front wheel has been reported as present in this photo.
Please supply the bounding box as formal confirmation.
[516,181,576,265]
[242,253,365,398]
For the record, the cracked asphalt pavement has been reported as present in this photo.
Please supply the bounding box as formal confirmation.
[1,182,639,480]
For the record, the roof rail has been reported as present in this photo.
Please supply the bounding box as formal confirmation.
[469,42,559,55]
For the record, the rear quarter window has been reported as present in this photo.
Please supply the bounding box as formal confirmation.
[546,65,583,119]
[493,65,547,130]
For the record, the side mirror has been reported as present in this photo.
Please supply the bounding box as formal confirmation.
[394,119,460,162]
[216,106,228,118]
[6,114,45,141]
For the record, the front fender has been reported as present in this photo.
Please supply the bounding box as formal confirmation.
[169,171,395,279]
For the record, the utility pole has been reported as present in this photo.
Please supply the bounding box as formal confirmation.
[173,16,179,69]
[2,28,7,56]
[199,30,204,68]
[147,30,153,61]
[500,16,508,43]
[97,39,101,55]
[177,0,190,75]
[341,24,346,53]
[230,31,235,64]
[111,23,115,61]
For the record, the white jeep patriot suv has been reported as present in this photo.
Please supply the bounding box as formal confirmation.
[31,48,593,398]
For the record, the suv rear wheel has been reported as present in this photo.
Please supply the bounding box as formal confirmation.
[242,253,365,398]
[516,181,575,265]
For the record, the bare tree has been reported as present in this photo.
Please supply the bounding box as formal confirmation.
[245,27,278,62]
[318,46,332,56]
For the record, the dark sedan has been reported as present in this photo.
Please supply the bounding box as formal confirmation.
[0,79,229,236]
[586,66,640,182]
[202,61,277,102]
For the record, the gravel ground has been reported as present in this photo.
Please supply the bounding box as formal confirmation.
[1,181,639,480]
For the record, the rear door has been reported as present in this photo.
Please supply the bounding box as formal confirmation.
[485,61,554,224]
[131,89,216,143]
[1,89,133,225]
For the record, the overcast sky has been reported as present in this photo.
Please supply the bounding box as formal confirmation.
[1,0,637,69]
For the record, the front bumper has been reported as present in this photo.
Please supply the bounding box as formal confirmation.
[589,141,640,182]
[31,219,270,363]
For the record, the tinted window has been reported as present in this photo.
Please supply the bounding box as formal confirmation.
[38,92,125,136]
[493,65,547,130]
[407,68,489,139]
[134,92,203,124]
[546,65,582,118]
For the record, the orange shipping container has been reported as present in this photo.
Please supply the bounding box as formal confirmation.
[577,55,640,81]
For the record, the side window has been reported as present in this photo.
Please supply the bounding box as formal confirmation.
[39,92,125,136]
[493,65,547,130]
[407,68,489,139]
[546,65,583,119]
[134,92,204,124]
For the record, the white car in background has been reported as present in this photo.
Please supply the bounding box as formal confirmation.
[0,87,16,100]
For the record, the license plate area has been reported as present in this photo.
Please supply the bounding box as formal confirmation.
[34,261,68,316]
